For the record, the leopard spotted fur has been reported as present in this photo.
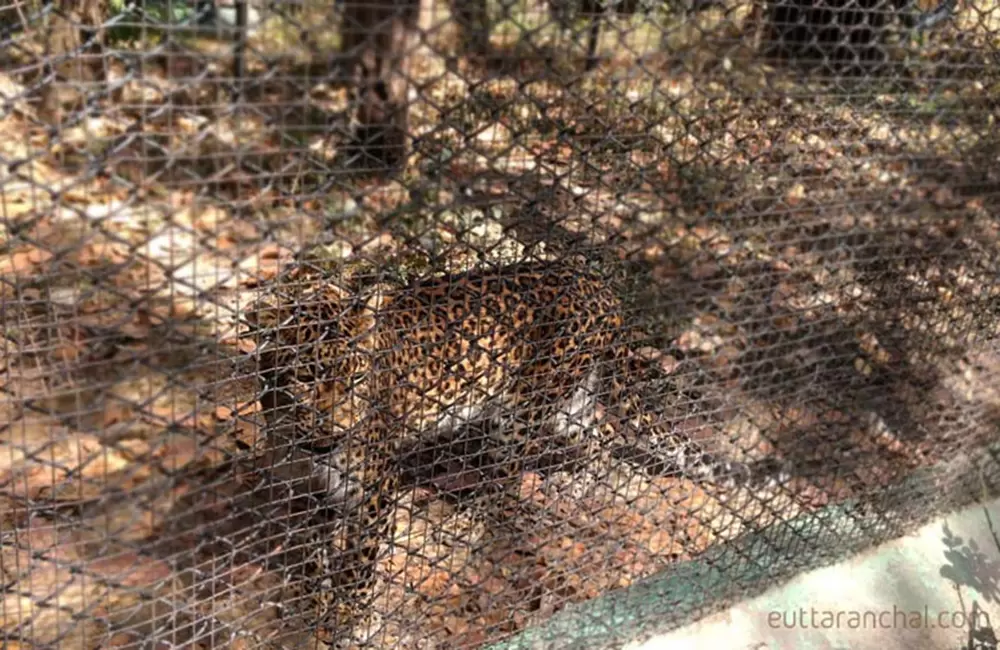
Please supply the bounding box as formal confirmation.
[246,258,779,643]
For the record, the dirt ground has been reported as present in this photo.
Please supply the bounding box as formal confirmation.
[3,1,1000,647]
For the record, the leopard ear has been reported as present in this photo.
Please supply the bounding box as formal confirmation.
[313,277,353,303]
[364,284,391,313]
[352,284,392,339]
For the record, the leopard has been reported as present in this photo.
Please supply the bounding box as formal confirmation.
[244,257,783,644]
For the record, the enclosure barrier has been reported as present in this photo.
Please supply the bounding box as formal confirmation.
[2,0,1000,647]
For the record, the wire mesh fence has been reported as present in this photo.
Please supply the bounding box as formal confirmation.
[2,0,1000,647]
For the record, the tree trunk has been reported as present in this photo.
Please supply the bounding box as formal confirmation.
[341,0,421,173]
[37,0,107,125]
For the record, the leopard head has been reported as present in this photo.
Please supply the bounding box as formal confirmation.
[247,279,392,437]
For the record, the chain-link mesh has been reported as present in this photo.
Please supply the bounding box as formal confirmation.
[3,0,1000,647]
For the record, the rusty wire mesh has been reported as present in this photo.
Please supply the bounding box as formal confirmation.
[3,0,1000,647]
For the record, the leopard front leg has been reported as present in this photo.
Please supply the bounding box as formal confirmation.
[305,424,400,646]
[258,390,399,645]
[313,470,399,646]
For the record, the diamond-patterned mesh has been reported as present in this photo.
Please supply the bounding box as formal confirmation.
[2,0,999,648]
